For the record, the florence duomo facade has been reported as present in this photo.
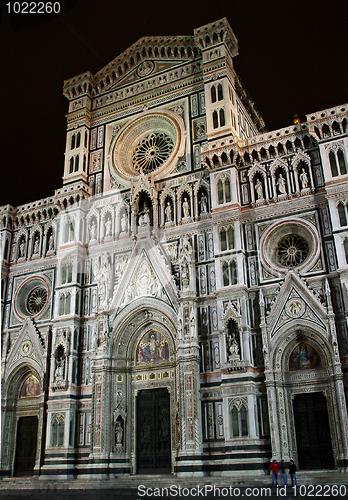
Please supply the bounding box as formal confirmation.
[1,17,348,479]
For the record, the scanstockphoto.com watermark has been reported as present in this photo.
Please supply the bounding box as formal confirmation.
[137,484,348,498]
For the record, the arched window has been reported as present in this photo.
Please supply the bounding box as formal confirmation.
[59,294,65,316]
[211,85,217,103]
[84,131,88,147]
[222,262,229,287]
[222,260,237,286]
[67,263,73,283]
[228,226,234,248]
[220,228,227,251]
[218,179,224,204]
[217,83,223,101]
[338,149,347,175]
[213,110,219,129]
[76,132,81,148]
[217,176,232,204]
[71,134,75,150]
[220,226,234,251]
[74,155,79,172]
[329,151,338,177]
[230,261,237,285]
[69,157,74,174]
[51,415,64,447]
[61,264,67,284]
[65,293,71,315]
[83,155,86,172]
[225,177,231,202]
[219,108,225,127]
[338,203,347,226]
[344,239,348,265]
[231,401,248,438]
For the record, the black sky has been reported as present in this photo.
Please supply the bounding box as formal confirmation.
[1,0,347,208]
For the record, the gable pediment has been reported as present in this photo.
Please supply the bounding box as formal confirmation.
[266,272,328,339]
[110,239,178,314]
[6,318,46,375]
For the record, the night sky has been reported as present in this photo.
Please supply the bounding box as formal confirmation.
[1,0,347,207]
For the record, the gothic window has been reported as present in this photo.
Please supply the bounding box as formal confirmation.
[329,148,347,176]
[51,415,64,447]
[71,134,76,150]
[217,176,232,204]
[74,155,79,172]
[76,132,81,148]
[231,401,248,438]
[211,86,217,103]
[338,149,347,175]
[69,157,74,174]
[61,263,73,284]
[222,260,237,286]
[64,217,74,243]
[84,131,88,147]
[213,110,219,129]
[83,155,86,172]
[217,83,223,101]
[219,108,226,127]
[344,239,348,265]
[220,226,234,251]
[338,203,347,227]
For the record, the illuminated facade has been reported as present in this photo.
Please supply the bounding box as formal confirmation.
[1,18,348,478]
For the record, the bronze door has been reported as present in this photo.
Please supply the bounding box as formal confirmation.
[14,416,38,476]
[136,388,171,473]
[293,392,334,469]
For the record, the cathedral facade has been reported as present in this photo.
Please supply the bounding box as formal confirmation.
[1,18,348,478]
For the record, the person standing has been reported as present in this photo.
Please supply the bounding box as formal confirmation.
[289,459,297,486]
[279,460,287,486]
[269,459,279,486]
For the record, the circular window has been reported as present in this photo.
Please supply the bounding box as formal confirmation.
[132,132,174,174]
[276,234,309,267]
[112,110,185,183]
[27,287,48,315]
[259,218,320,276]
[14,276,50,320]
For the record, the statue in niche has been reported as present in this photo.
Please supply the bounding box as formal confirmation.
[19,239,25,257]
[165,201,172,222]
[276,173,286,194]
[300,168,309,189]
[179,236,193,287]
[54,358,65,381]
[255,178,264,199]
[199,193,208,213]
[121,213,127,232]
[138,207,150,226]
[182,197,190,218]
[105,217,112,237]
[227,332,240,362]
[33,236,40,254]
[48,233,54,251]
[90,220,97,240]
[115,421,123,446]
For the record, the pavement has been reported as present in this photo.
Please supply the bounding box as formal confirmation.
[0,471,347,500]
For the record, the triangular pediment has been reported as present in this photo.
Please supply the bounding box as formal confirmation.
[94,36,200,93]
[111,239,178,314]
[6,318,46,375]
[266,272,328,340]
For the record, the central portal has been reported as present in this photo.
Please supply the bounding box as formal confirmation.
[136,388,171,473]
[293,392,334,469]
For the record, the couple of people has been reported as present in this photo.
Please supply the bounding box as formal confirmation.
[269,459,297,487]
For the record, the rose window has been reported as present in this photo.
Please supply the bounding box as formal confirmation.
[27,287,48,314]
[276,234,309,267]
[132,132,174,174]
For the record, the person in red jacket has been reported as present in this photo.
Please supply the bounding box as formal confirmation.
[269,459,279,486]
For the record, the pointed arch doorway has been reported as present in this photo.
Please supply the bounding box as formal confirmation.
[136,387,171,473]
